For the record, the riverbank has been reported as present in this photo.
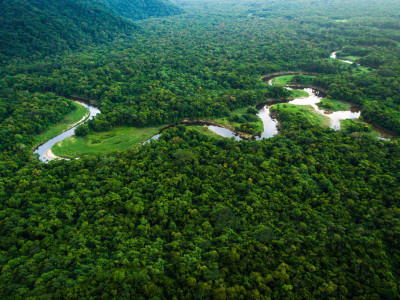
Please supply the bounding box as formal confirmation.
[45,148,70,161]
[330,51,372,73]
[261,72,327,97]
[208,106,264,136]
[152,119,253,140]
[34,100,100,162]
[35,68,393,162]
[32,101,89,150]
[52,117,257,159]
[180,119,253,139]
[272,103,330,128]
[317,99,352,112]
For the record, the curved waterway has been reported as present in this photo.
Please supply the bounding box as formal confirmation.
[146,78,391,143]
[258,70,393,140]
[289,88,361,129]
[34,101,100,162]
[255,105,279,139]
[35,60,390,161]
[145,84,362,143]
[330,51,354,64]
[255,83,361,139]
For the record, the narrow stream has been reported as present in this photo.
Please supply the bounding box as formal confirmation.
[330,51,354,64]
[145,79,391,143]
[254,105,279,139]
[34,101,100,162]
[35,54,391,162]
[204,125,242,140]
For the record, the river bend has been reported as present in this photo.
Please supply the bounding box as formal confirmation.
[35,53,390,162]
[34,101,100,162]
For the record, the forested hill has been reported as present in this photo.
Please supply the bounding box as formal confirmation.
[103,0,181,20]
[0,0,132,62]
[0,0,181,62]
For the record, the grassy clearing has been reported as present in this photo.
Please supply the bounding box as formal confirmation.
[334,19,348,23]
[273,103,330,128]
[343,55,360,61]
[340,119,381,139]
[212,106,263,135]
[272,74,314,87]
[33,101,88,149]
[271,75,311,98]
[271,75,295,86]
[354,65,371,73]
[52,126,163,158]
[331,55,371,73]
[317,99,351,111]
[289,89,309,98]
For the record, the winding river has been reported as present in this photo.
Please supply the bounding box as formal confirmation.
[34,101,100,162]
[145,84,365,143]
[330,51,354,64]
[35,51,390,162]
[253,52,390,140]
[255,82,362,139]
[255,104,279,139]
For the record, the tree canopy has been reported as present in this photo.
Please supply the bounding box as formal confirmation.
[0,0,400,298]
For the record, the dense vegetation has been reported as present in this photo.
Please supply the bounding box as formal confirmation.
[1,116,400,298]
[0,91,75,153]
[1,0,400,298]
[0,0,180,62]
[2,0,400,135]
[104,0,181,20]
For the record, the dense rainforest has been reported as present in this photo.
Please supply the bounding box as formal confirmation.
[0,0,180,62]
[1,0,400,298]
[103,0,181,20]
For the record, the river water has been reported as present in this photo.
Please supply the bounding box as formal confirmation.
[143,79,391,144]
[330,51,354,64]
[35,54,390,161]
[34,101,100,162]
[35,88,389,162]
[254,105,279,139]
[145,85,362,143]
[255,86,361,139]
[289,88,361,129]
[203,125,242,140]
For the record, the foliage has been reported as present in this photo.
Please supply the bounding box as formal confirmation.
[1,0,400,298]
[75,124,90,137]
[0,0,134,62]
[104,0,181,20]
[33,101,89,149]
[0,91,75,153]
[0,0,180,62]
[1,116,400,298]
[317,99,351,111]
[271,104,330,129]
